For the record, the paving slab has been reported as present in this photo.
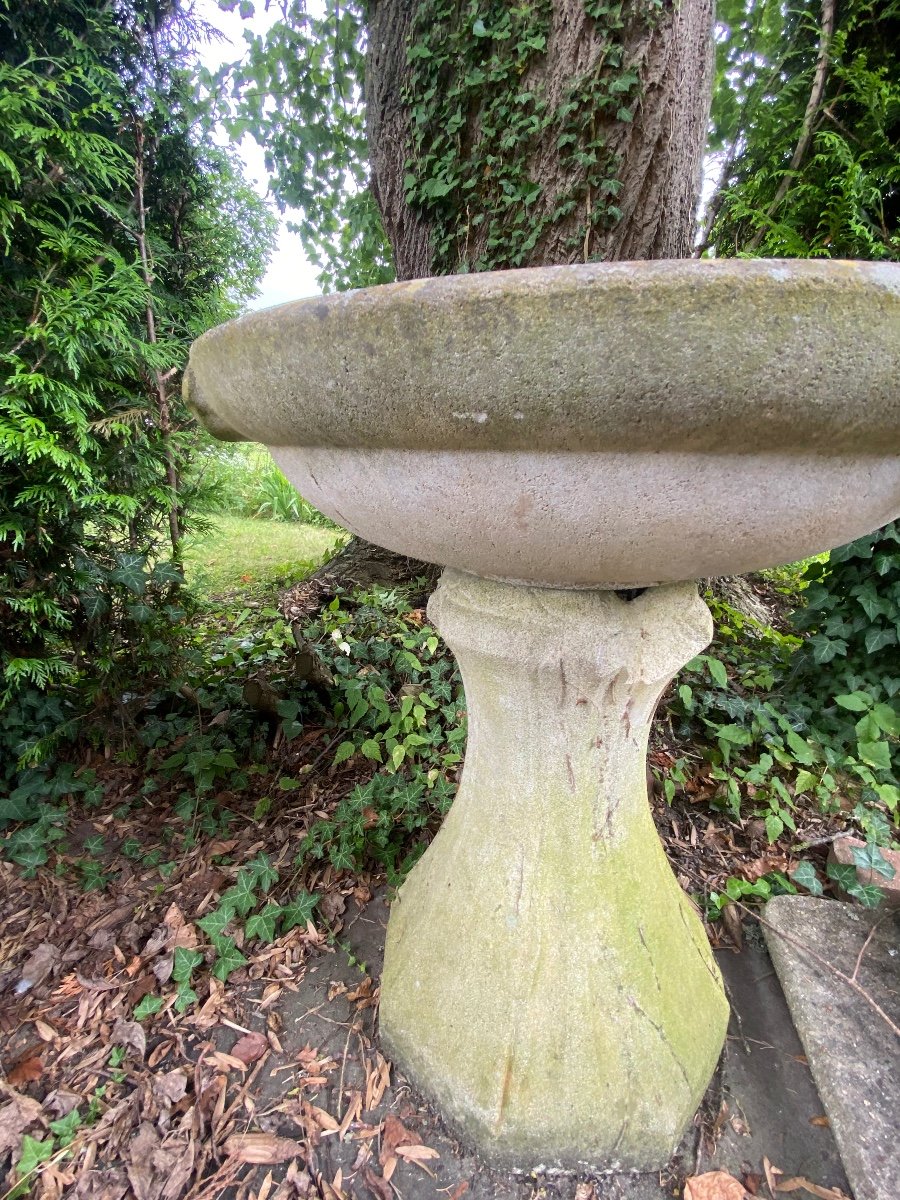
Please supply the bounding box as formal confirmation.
[215,891,863,1199]
[707,924,850,1191]
[763,895,900,1200]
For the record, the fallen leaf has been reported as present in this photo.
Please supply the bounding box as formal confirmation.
[345,977,373,1004]
[71,1167,130,1199]
[318,893,346,924]
[303,1101,339,1132]
[15,943,60,995]
[42,1090,81,1119]
[774,1179,849,1199]
[7,1055,43,1087]
[721,903,743,950]
[151,1070,188,1107]
[230,1031,268,1067]
[448,1184,470,1200]
[361,1166,392,1200]
[126,1122,180,1200]
[381,1114,418,1159]
[684,1171,749,1200]
[111,1017,146,1061]
[396,1141,440,1175]
[809,1115,829,1127]
[224,1133,305,1164]
[34,1020,57,1042]
[0,1087,46,1156]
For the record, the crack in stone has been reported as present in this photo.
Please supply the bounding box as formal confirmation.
[638,925,663,994]
[627,995,693,1097]
[495,1046,515,1131]
[565,753,576,792]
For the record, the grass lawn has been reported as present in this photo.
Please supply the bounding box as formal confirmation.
[184,513,347,597]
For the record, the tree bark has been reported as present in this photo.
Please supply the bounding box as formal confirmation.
[366,0,715,278]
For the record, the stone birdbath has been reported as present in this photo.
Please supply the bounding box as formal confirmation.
[185,259,900,1170]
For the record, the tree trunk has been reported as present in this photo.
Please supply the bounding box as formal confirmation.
[367,0,715,279]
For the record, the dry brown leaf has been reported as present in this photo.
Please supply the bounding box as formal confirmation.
[345,977,373,1003]
[71,1167,130,1200]
[721,903,743,950]
[361,1166,392,1200]
[223,1132,305,1164]
[42,1089,81,1119]
[395,1142,440,1176]
[16,943,60,994]
[684,1171,749,1200]
[111,1017,146,1061]
[34,1020,57,1042]
[7,1054,44,1087]
[763,1157,781,1197]
[230,1031,269,1067]
[774,1179,849,1200]
[151,1069,188,1107]
[126,1122,185,1200]
[809,1115,830,1127]
[303,1101,339,1132]
[381,1114,418,1159]
[0,1087,46,1156]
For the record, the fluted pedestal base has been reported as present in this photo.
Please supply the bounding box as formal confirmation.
[379,570,728,1169]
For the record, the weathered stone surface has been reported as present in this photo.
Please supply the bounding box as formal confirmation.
[185,259,900,588]
[763,896,900,1200]
[379,571,729,1169]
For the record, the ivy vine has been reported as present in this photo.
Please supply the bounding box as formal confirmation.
[403,0,666,273]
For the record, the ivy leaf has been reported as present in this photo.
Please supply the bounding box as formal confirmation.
[172,947,203,983]
[790,861,823,896]
[865,626,896,654]
[16,1134,55,1179]
[134,994,164,1020]
[110,552,147,595]
[248,852,279,893]
[851,842,896,880]
[197,906,234,938]
[174,981,198,1014]
[472,18,488,36]
[281,890,319,932]
[222,869,258,916]
[211,935,248,981]
[245,902,283,943]
[834,692,871,712]
[49,1109,82,1145]
[827,861,858,892]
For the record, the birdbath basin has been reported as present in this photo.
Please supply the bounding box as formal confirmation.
[186,260,900,1169]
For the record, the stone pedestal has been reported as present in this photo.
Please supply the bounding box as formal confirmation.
[379,570,729,1169]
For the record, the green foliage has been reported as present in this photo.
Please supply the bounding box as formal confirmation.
[0,0,275,728]
[213,0,392,291]
[710,0,900,258]
[663,586,897,910]
[403,0,662,272]
[788,525,900,810]
[187,441,337,526]
[218,0,668,285]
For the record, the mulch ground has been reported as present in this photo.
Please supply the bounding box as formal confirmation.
[0,570,850,1200]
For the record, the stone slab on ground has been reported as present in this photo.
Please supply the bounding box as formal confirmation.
[763,895,900,1200]
[220,891,856,1200]
[706,925,850,1191]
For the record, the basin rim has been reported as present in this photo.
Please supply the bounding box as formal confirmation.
[184,257,900,456]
